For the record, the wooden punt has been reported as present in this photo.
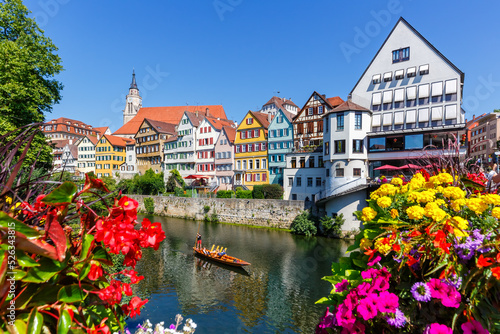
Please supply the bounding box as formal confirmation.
[193,247,251,267]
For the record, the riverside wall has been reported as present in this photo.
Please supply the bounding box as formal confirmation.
[129,195,309,229]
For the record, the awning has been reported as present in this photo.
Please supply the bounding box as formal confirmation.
[431,82,443,96]
[399,164,423,170]
[445,105,457,119]
[418,84,430,99]
[394,111,404,125]
[407,86,417,100]
[383,91,393,104]
[445,79,457,94]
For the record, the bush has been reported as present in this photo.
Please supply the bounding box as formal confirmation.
[236,189,253,199]
[204,214,211,222]
[203,205,210,213]
[262,184,283,199]
[133,169,165,195]
[144,197,155,214]
[290,210,317,236]
[320,214,344,238]
[216,190,234,198]
[174,187,184,197]
[252,185,265,199]
[211,211,219,223]
[166,169,185,192]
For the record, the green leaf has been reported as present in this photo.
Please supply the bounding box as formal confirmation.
[28,284,61,307]
[22,257,64,283]
[58,284,90,303]
[0,212,41,238]
[57,308,72,334]
[363,228,382,239]
[16,250,40,267]
[315,297,336,305]
[13,319,27,334]
[352,258,367,269]
[80,234,94,261]
[78,263,90,281]
[26,308,43,334]
[92,246,112,265]
[42,181,77,205]
[346,244,359,252]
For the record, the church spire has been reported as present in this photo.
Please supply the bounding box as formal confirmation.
[130,69,138,90]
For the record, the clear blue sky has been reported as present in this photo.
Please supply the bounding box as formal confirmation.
[24,0,500,132]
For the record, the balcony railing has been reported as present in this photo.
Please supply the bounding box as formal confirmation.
[315,178,368,202]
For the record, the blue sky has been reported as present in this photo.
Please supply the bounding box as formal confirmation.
[24,0,500,132]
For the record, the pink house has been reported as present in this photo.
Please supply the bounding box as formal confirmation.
[214,126,236,190]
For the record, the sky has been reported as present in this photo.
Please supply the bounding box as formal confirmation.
[24,0,500,132]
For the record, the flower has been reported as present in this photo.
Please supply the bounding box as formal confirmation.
[390,209,399,219]
[492,206,500,219]
[377,196,392,208]
[406,205,425,220]
[466,198,488,214]
[377,291,399,313]
[316,307,335,333]
[357,294,379,320]
[440,285,461,308]
[427,278,448,299]
[411,282,431,302]
[359,238,372,250]
[492,267,500,280]
[335,304,355,328]
[424,202,448,222]
[477,254,494,269]
[442,186,465,200]
[391,177,403,186]
[361,207,377,222]
[122,296,148,318]
[385,309,406,328]
[335,280,349,292]
[426,323,452,334]
[88,262,103,281]
[461,320,489,334]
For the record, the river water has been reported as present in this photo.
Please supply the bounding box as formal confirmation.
[128,215,352,334]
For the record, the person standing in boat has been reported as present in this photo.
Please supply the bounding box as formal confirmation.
[196,233,202,249]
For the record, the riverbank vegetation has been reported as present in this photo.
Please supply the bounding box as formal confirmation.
[290,210,345,238]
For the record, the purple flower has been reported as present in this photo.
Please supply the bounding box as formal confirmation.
[385,309,406,328]
[461,320,489,334]
[377,291,399,313]
[356,294,379,321]
[170,324,176,329]
[411,282,431,302]
[335,279,349,292]
[427,278,448,299]
[442,274,462,290]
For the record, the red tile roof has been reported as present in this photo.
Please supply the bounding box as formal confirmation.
[82,135,99,145]
[51,139,72,149]
[42,117,98,136]
[222,126,236,143]
[326,97,344,108]
[326,100,370,115]
[94,127,109,135]
[165,135,178,143]
[206,117,236,130]
[103,134,133,147]
[143,119,177,134]
[263,96,299,109]
[113,105,227,136]
[250,111,273,129]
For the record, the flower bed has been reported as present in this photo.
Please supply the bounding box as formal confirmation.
[316,171,499,333]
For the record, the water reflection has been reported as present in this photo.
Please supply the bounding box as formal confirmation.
[129,216,352,334]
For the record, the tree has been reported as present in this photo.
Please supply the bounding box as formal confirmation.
[0,0,64,170]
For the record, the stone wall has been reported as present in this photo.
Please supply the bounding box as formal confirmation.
[129,195,308,229]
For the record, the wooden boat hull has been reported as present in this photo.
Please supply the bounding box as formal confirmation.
[193,247,251,267]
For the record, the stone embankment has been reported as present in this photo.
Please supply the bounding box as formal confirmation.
[129,195,308,229]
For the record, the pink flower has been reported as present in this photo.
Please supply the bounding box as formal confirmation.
[377,291,399,313]
[361,268,378,279]
[371,276,390,292]
[440,285,461,308]
[344,291,359,311]
[336,304,356,328]
[357,294,379,321]
[315,307,336,333]
[335,279,349,292]
[427,323,453,334]
[341,322,365,334]
[461,320,489,334]
[427,278,448,299]
[367,255,382,266]
[356,282,371,296]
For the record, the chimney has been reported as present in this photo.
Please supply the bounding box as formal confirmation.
[69,139,73,145]
[196,110,199,117]
[267,113,271,123]
[322,94,326,98]
[206,108,209,117]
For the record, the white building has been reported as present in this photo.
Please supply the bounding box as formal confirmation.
[76,136,98,178]
[259,96,299,117]
[120,141,137,179]
[349,17,466,176]
[214,126,236,190]
[283,151,325,202]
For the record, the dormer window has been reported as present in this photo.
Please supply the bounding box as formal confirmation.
[392,47,410,63]
[383,72,392,82]
[246,118,253,125]
[372,74,381,84]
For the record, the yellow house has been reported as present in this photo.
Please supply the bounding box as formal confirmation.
[234,111,272,189]
[95,134,132,178]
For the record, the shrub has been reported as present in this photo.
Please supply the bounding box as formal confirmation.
[211,211,219,223]
[174,187,184,197]
[290,210,317,236]
[252,185,265,199]
[320,214,344,238]
[144,197,155,214]
[262,184,283,199]
[216,190,234,198]
[236,189,253,199]
[203,205,210,213]
[166,169,185,192]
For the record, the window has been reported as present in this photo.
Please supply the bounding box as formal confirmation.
[296,177,302,186]
[353,168,361,177]
[383,72,392,82]
[394,69,404,80]
[308,107,313,116]
[318,106,324,114]
[355,113,362,129]
[334,140,345,154]
[318,157,324,168]
[262,159,266,169]
[369,137,386,152]
[392,47,410,63]
[336,168,344,177]
[307,177,313,187]
[353,139,363,153]
[405,134,424,150]
[316,178,322,187]
[256,159,260,169]
[299,158,305,168]
[288,177,293,187]
[292,194,297,200]
[372,74,381,84]
[407,67,416,78]
[326,169,330,177]
[419,64,429,75]
[337,114,344,131]
[246,118,253,125]
[325,142,329,155]
[291,158,296,168]
[309,158,315,168]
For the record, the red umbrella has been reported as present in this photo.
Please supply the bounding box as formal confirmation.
[399,164,423,170]
[374,165,400,170]
[184,175,210,179]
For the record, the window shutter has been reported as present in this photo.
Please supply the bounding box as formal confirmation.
[210,138,213,144]
[253,174,256,182]
[263,173,267,181]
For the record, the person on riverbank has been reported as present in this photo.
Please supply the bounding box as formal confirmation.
[196,233,202,249]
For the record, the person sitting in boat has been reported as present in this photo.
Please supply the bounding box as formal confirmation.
[196,233,202,249]
[218,250,226,257]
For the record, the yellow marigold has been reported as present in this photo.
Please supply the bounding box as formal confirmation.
[450,216,469,237]
[492,207,500,219]
[434,198,446,207]
[377,196,392,209]
[409,173,426,190]
[417,190,436,204]
[406,205,425,220]
[424,202,448,222]
[407,191,420,203]
[5,196,12,205]
[399,184,410,194]
[442,186,466,200]
[466,198,488,215]
[378,184,398,197]
[390,209,399,219]
[436,186,444,193]
[437,173,454,184]
[391,177,403,186]
[361,207,377,222]
[375,238,393,255]
[451,198,466,212]
[370,189,381,200]
[482,194,500,206]
[360,238,373,251]
[403,242,412,254]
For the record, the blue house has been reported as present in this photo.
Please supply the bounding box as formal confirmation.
[268,109,294,185]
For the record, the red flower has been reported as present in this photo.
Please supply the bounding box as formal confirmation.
[406,255,418,267]
[497,253,500,263]
[118,196,138,211]
[122,296,148,318]
[491,267,500,280]
[122,269,144,284]
[433,230,451,254]
[392,244,401,252]
[87,318,110,334]
[88,262,103,281]
[477,255,494,269]
[83,173,110,193]
[97,280,122,305]
[139,218,166,250]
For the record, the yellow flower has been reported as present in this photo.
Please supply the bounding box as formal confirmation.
[5,196,12,205]
[378,184,398,197]
[406,205,425,220]
[442,186,466,200]
[466,198,488,214]
[399,184,410,194]
[492,207,500,219]
[418,190,436,204]
[408,173,426,190]
[361,207,377,222]
[450,216,469,238]
[375,238,393,255]
[424,202,448,222]
[390,209,399,219]
[391,177,403,186]
[482,194,500,206]
[451,198,466,212]
[437,173,454,184]
[434,198,446,207]
[377,196,392,209]
[360,238,373,250]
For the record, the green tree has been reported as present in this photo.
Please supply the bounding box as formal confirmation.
[0,0,64,170]
[134,169,164,195]
[165,169,185,192]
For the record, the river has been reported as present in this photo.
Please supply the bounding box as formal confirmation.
[128,215,352,334]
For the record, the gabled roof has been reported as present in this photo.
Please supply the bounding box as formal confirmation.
[185,111,206,127]
[324,100,370,116]
[263,96,299,109]
[52,139,72,149]
[250,111,273,129]
[222,126,236,143]
[143,118,176,134]
[349,17,465,96]
[113,105,227,136]
[81,135,99,146]
[206,117,235,131]
[294,91,344,120]
[280,108,295,122]
[94,127,110,135]
[165,135,178,143]
[103,134,133,147]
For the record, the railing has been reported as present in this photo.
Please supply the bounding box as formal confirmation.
[315,178,368,202]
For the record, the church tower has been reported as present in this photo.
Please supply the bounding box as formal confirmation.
[123,70,142,125]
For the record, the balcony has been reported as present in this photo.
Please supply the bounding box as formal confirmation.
[315,178,368,203]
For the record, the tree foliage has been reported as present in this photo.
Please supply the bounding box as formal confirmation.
[117,169,164,195]
[166,169,185,192]
[290,210,317,237]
